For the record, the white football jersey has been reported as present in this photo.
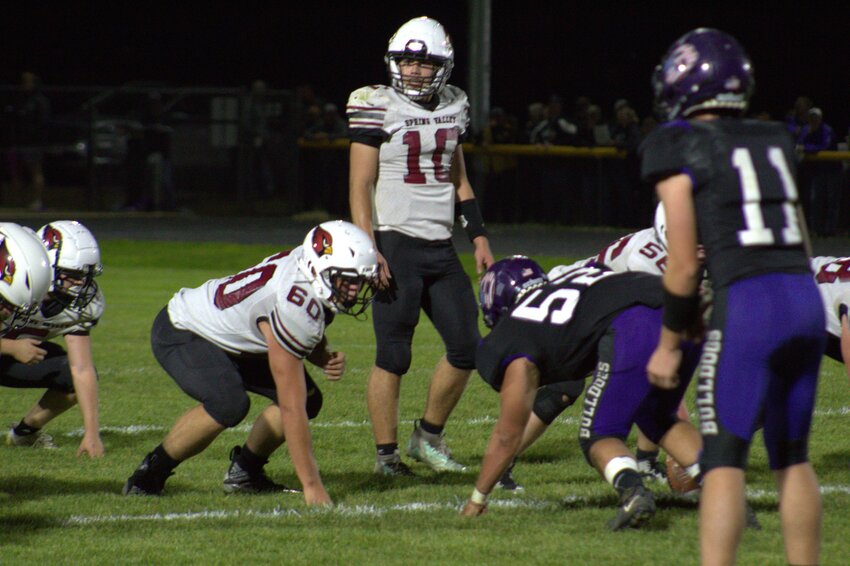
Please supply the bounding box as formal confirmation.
[346,84,470,241]
[547,228,668,280]
[4,288,105,340]
[167,247,327,357]
[809,256,850,338]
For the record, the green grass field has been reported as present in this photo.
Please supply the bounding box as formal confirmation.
[1,239,848,565]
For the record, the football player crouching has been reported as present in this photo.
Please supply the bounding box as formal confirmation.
[2,220,105,457]
[461,256,704,530]
[123,221,379,507]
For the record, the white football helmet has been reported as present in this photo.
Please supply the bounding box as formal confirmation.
[385,16,454,101]
[297,220,379,316]
[653,202,667,250]
[0,223,52,334]
[37,220,103,311]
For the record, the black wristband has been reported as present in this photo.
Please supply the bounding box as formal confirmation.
[458,198,488,242]
[839,304,848,321]
[662,288,700,332]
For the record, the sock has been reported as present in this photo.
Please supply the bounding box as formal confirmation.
[376,443,398,458]
[612,469,644,496]
[13,421,40,437]
[150,444,180,474]
[237,445,269,474]
[418,418,444,436]
[635,448,659,464]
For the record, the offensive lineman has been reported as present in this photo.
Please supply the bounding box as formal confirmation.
[3,221,105,457]
[347,16,494,476]
[122,221,379,506]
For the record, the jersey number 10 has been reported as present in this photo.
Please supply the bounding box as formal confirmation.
[402,128,456,183]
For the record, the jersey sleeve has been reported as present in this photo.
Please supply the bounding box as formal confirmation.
[346,86,390,147]
[268,291,324,359]
[640,120,692,184]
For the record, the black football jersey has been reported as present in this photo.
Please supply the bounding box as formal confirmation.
[476,266,664,391]
[640,118,810,288]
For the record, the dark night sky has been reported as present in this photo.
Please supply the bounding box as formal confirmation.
[6,3,850,133]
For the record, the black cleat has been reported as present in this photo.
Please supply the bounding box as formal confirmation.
[223,446,300,494]
[496,460,524,491]
[607,485,656,531]
[123,452,172,496]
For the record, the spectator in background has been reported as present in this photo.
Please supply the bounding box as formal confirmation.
[785,95,813,139]
[640,115,658,139]
[576,103,605,147]
[529,95,578,145]
[797,107,842,236]
[8,72,50,211]
[523,101,545,143]
[608,101,644,227]
[241,80,275,198]
[529,95,580,224]
[479,106,520,222]
[124,92,175,211]
[302,103,348,215]
[303,103,348,142]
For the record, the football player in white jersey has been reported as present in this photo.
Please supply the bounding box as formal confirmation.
[347,16,494,476]
[123,221,379,506]
[809,255,850,381]
[0,223,52,336]
[2,221,102,455]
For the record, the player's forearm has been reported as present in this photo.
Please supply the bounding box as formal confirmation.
[71,368,100,434]
[348,183,374,235]
[279,404,324,489]
[476,422,523,494]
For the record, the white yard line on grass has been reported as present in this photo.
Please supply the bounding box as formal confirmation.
[62,485,850,527]
[62,407,850,438]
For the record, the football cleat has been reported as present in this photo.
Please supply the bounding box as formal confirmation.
[406,420,466,472]
[607,485,656,531]
[223,446,300,494]
[122,452,172,496]
[496,460,524,491]
[6,426,58,449]
[374,453,416,477]
[637,457,668,485]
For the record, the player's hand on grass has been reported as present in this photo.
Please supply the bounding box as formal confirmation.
[77,433,105,458]
[322,351,345,381]
[303,484,333,507]
[460,500,488,517]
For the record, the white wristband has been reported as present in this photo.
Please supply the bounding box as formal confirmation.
[470,487,489,506]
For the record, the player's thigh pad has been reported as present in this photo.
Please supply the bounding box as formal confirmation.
[372,232,426,376]
[0,340,74,392]
[151,307,249,427]
[421,244,480,370]
[234,356,324,419]
[579,306,660,458]
[699,273,825,471]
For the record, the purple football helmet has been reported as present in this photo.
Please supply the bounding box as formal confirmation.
[479,255,548,328]
[652,28,754,121]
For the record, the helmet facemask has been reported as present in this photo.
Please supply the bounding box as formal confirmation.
[325,267,378,317]
[386,53,452,101]
[51,264,102,312]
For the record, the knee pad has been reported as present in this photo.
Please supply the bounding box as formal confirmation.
[205,394,251,428]
[375,341,412,376]
[533,380,585,425]
[445,341,477,371]
[305,383,323,420]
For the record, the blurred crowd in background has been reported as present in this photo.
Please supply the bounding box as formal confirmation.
[2,72,849,234]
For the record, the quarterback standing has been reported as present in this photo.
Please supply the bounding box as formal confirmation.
[123,221,379,506]
[3,221,105,457]
[347,16,493,476]
[643,28,824,565]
